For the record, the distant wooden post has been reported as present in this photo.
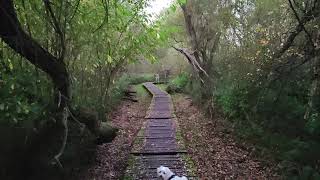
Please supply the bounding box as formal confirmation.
[155,73,160,83]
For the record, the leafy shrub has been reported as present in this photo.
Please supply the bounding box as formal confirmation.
[125,73,154,85]
[0,68,52,127]
[105,75,132,113]
[105,74,154,115]
[184,76,203,103]
[305,113,320,136]
[166,72,189,93]
[215,82,250,119]
[72,73,153,120]
[186,64,320,178]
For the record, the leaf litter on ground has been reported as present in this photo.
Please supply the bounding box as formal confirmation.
[173,94,280,180]
[79,95,149,180]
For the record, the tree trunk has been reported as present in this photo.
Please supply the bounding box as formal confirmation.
[180,3,202,64]
[180,3,214,84]
[0,0,70,115]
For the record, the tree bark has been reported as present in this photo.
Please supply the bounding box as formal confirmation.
[180,3,202,64]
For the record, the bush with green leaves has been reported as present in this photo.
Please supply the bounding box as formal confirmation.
[305,113,320,136]
[166,72,189,93]
[0,65,52,128]
[124,74,154,85]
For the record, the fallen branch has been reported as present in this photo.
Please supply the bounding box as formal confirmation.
[122,97,138,102]
[123,88,138,102]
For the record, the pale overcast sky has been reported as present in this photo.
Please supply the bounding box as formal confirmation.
[145,0,174,21]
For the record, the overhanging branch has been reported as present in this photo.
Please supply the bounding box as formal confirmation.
[288,0,314,45]
[172,46,209,81]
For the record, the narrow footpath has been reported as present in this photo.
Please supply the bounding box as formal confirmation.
[125,82,196,179]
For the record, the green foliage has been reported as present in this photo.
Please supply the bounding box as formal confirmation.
[177,0,187,6]
[66,0,170,120]
[216,82,250,119]
[134,84,149,98]
[125,74,154,85]
[280,140,320,179]
[106,76,131,112]
[166,72,189,93]
[213,70,319,177]
[98,74,153,115]
[0,62,52,127]
[184,76,202,103]
[0,59,56,179]
[305,113,320,136]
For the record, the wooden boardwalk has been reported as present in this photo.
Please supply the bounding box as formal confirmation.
[125,82,196,179]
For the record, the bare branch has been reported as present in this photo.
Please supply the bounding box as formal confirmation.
[288,0,314,45]
[172,46,209,79]
[67,0,81,23]
[43,0,66,61]
[275,0,319,59]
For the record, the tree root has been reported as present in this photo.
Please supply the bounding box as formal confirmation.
[52,107,69,169]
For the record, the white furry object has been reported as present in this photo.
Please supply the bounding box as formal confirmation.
[157,166,188,180]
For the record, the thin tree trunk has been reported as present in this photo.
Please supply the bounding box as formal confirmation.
[180,3,201,64]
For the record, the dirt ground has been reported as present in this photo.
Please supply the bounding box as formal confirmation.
[172,94,280,180]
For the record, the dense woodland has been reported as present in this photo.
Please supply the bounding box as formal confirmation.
[0,0,320,179]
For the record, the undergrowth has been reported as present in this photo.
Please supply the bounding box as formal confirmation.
[171,72,320,180]
[166,72,189,94]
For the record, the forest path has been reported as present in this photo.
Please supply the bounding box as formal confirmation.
[124,82,196,179]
